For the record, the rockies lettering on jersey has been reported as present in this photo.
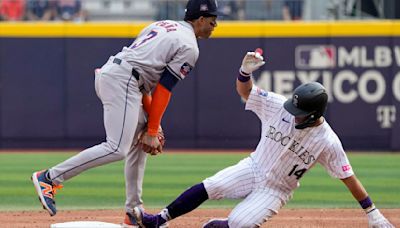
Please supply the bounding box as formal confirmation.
[265,125,316,165]
[244,86,354,194]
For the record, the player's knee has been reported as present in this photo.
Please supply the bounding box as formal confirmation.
[203,179,229,200]
[102,141,128,157]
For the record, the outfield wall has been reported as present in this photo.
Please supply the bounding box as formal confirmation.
[0,21,399,150]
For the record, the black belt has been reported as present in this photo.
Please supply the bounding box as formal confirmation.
[113,58,140,81]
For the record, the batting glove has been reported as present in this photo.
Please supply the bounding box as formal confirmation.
[240,51,265,75]
[367,209,394,228]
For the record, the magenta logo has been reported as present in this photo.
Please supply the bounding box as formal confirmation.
[342,164,352,172]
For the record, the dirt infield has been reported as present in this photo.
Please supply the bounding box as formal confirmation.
[1,208,399,228]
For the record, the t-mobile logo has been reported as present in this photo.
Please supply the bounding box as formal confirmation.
[376,105,396,128]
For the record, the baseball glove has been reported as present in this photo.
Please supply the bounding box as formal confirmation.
[139,126,165,156]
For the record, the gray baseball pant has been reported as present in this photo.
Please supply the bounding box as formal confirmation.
[48,56,148,213]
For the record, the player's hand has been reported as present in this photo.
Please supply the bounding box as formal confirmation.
[240,50,265,75]
[139,132,162,155]
[367,209,394,228]
[138,126,165,156]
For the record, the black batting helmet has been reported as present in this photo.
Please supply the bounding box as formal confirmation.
[283,82,328,129]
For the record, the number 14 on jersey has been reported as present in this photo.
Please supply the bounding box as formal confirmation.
[288,164,307,180]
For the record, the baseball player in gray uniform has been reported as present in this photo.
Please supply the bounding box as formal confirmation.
[131,50,395,228]
[31,0,220,227]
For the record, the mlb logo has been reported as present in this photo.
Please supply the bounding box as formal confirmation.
[180,62,193,77]
[295,45,336,69]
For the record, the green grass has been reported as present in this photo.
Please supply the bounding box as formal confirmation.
[0,152,399,211]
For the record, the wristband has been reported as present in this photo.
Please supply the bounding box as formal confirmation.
[359,196,376,213]
[238,68,251,82]
[238,73,251,82]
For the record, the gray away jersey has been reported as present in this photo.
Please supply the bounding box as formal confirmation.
[245,86,354,194]
[115,20,199,92]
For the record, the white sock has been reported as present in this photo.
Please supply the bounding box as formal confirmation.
[159,208,171,221]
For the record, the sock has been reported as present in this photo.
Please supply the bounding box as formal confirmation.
[159,208,171,221]
[166,183,209,219]
[143,214,166,227]
[45,170,52,182]
[156,214,166,225]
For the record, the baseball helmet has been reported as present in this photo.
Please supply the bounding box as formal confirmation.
[184,0,222,20]
[283,82,328,129]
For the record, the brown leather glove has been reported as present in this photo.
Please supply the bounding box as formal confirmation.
[139,126,165,156]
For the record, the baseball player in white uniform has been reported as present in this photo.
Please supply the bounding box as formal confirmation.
[131,51,394,228]
[31,0,220,227]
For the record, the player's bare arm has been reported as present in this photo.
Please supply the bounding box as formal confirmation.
[341,175,394,227]
[236,49,265,100]
[341,175,368,201]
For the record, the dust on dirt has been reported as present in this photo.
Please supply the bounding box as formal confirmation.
[1,208,399,228]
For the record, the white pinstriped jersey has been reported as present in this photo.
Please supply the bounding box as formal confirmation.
[245,86,354,194]
[115,20,199,92]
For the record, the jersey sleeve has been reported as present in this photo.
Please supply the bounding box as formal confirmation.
[166,43,199,81]
[245,86,286,121]
[317,136,354,179]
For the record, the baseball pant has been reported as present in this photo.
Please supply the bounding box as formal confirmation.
[203,157,289,228]
[48,56,147,213]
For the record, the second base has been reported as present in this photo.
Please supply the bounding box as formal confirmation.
[50,221,122,228]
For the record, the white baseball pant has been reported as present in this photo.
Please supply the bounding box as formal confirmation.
[203,157,290,228]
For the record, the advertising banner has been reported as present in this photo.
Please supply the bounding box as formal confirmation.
[0,22,398,150]
[251,37,400,149]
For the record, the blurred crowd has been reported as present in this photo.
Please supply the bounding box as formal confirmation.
[155,0,304,21]
[0,0,306,22]
[0,0,87,21]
